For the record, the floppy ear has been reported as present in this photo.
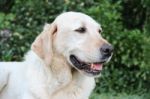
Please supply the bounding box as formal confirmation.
[31,23,57,66]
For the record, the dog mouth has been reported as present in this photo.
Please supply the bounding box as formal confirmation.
[70,55,106,76]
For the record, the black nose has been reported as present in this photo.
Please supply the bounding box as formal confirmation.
[100,44,113,57]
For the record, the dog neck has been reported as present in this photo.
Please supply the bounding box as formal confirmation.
[50,52,72,84]
[25,50,95,96]
[25,50,72,91]
[25,50,72,81]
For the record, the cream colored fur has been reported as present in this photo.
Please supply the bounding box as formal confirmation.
[0,12,110,99]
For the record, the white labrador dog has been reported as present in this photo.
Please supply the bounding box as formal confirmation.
[0,12,113,99]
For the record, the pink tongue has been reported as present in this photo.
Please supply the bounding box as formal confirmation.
[91,63,103,70]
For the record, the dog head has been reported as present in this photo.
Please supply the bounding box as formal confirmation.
[32,12,113,77]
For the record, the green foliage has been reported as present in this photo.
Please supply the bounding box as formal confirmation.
[90,93,150,99]
[0,0,150,96]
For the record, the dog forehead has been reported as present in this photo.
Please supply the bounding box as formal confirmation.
[55,12,100,29]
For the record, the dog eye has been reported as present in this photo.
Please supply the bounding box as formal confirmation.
[99,29,102,33]
[75,27,86,33]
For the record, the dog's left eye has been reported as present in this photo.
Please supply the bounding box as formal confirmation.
[99,29,102,33]
[75,27,86,33]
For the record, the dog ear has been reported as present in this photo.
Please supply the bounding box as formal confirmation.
[31,23,57,66]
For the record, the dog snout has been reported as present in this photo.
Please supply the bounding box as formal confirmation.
[100,43,113,57]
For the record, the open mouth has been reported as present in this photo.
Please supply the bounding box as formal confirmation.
[70,55,106,76]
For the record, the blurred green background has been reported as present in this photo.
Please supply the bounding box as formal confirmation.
[0,0,150,99]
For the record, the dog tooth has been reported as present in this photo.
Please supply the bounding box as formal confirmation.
[91,63,94,69]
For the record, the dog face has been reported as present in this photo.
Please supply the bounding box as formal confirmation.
[53,12,113,76]
[32,12,113,77]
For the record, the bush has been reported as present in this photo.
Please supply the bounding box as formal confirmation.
[0,0,150,96]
